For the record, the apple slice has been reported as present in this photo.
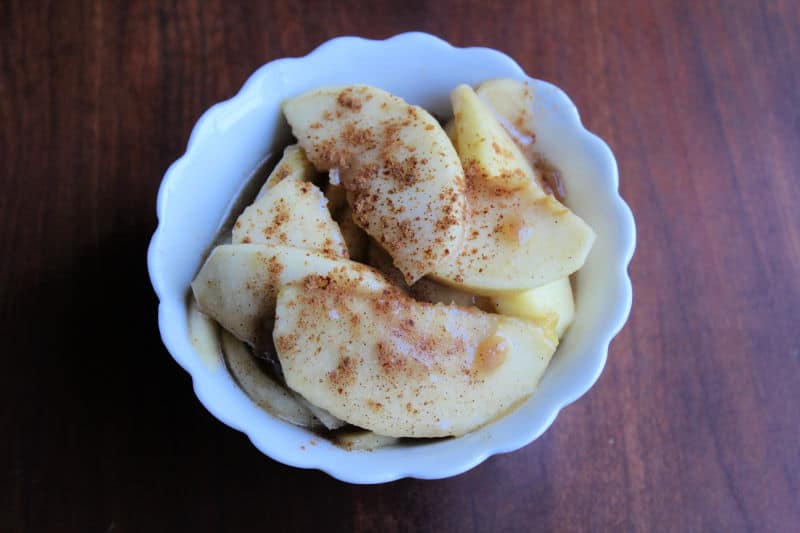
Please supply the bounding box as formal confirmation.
[256,144,317,198]
[490,278,575,338]
[232,178,348,257]
[274,276,558,438]
[191,244,390,346]
[432,86,595,294]
[477,79,570,200]
[282,85,467,283]
[187,296,222,368]
[476,78,536,144]
[221,329,315,428]
[289,393,346,430]
[433,187,594,294]
[450,84,538,192]
[333,430,399,451]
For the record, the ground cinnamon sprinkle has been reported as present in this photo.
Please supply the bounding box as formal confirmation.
[275,334,297,352]
[265,198,290,234]
[337,88,363,111]
[341,122,376,149]
[268,254,284,277]
[366,399,384,412]
[328,355,357,388]
[464,160,486,183]
[273,164,291,182]
[317,138,350,168]
[303,274,333,291]
[382,156,421,186]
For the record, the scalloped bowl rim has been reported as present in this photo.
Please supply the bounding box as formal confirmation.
[147,32,635,483]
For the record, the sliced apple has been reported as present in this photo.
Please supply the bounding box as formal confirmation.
[477,79,569,199]
[490,278,575,338]
[433,86,595,294]
[191,244,390,346]
[187,296,223,369]
[232,177,348,257]
[274,276,558,438]
[290,393,346,430]
[451,84,539,193]
[256,144,317,198]
[282,85,467,283]
[476,79,536,144]
[434,187,594,294]
[333,430,399,451]
[220,329,315,428]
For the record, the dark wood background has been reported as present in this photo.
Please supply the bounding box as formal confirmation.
[2,1,798,531]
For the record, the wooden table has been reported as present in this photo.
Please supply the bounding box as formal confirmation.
[3,1,798,531]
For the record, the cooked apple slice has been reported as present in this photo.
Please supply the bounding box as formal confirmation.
[256,144,317,197]
[432,86,595,294]
[232,178,348,257]
[476,78,536,144]
[274,276,558,438]
[187,296,223,368]
[490,278,575,338]
[290,393,346,430]
[333,430,399,451]
[282,85,467,283]
[477,79,570,199]
[450,84,539,192]
[220,330,315,428]
[433,188,594,294]
[191,244,390,345]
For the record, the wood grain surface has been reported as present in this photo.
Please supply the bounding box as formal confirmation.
[2,1,798,531]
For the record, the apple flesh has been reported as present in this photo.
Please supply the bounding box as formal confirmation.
[490,278,575,338]
[283,85,467,284]
[475,78,536,145]
[220,329,315,427]
[191,244,390,346]
[274,275,558,437]
[256,144,317,197]
[232,177,348,257]
[433,85,595,294]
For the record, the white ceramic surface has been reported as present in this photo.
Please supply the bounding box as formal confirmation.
[147,32,635,484]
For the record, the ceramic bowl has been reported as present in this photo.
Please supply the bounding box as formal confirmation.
[147,32,635,483]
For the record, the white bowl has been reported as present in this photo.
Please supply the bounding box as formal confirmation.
[147,32,635,483]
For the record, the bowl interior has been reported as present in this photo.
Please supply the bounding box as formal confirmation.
[149,33,633,483]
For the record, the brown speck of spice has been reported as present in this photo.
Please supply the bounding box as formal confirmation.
[337,88,363,111]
